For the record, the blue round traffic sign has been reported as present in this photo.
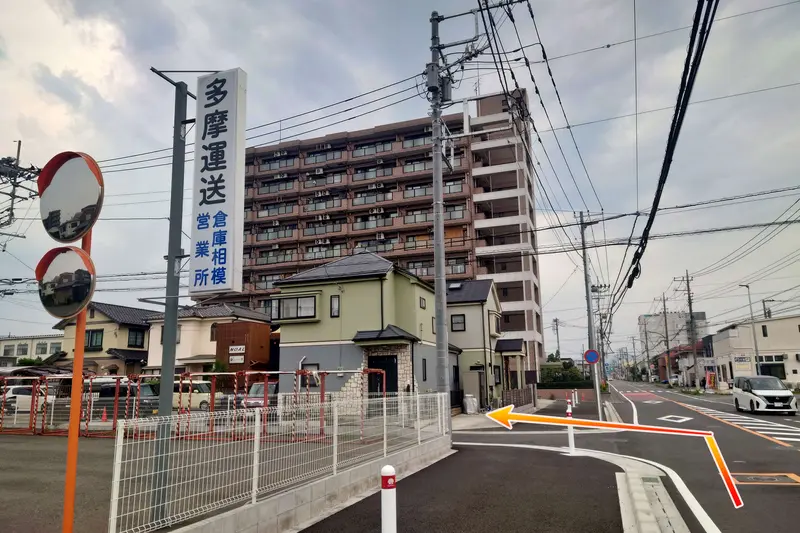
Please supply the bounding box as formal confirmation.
[584,349,600,364]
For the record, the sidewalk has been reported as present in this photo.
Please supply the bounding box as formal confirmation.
[299,445,623,533]
[451,399,554,431]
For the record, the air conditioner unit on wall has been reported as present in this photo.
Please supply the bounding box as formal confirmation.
[368,183,377,190]
[315,238,330,245]
[276,173,288,179]
[376,233,385,240]
[272,220,280,226]
[369,208,384,214]
[271,244,279,250]
[273,150,287,157]
[315,215,325,221]
[315,168,324,175]
[376,158,383,164]
[323,214,331,220]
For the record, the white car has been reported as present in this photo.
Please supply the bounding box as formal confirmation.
[2,385,53,412]
[733,376,798,415]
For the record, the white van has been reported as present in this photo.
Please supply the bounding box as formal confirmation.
[173,380,215,411]
[733,376,797,414]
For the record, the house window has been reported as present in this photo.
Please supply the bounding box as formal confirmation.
[422,358,427,381]
[494,365,502,385]
[210,323,217,342]
[301,363,320,388]
[419,297,426,309]
[432,317,436,334]
[451,314,466,332]
[35,343,48,355]
[16,344,28,356]
[495,315,501,334]
[160,325,182,345]
[330,295,340,318]
[85,330,104,351]
[50,342,61,354]
[277,296,316,319]
[89,308,95,319]
[762,325,768,337]
[2,345,13,356]
[128,329,145,349]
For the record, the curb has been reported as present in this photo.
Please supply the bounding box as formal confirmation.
[605,400,623,423]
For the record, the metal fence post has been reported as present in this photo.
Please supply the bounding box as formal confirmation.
[252,410,261,504]
[416,394,421,445]
[332,402,338,475]
[383,395,388,457]
[108,421,124,533]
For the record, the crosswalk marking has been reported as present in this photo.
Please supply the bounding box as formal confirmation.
[681,404,800,445]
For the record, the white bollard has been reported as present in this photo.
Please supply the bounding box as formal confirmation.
[381,465,397,533]
[566,400,575,455]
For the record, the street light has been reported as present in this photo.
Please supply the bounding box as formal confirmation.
[739,284,761,375]
[762,298,775,319]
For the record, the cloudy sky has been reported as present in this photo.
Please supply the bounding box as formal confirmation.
[1,0,799,364]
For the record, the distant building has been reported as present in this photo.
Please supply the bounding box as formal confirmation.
[638,311,708,361]
[0,334,64,367]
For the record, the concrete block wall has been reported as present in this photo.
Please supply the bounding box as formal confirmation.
[172,436,452,533]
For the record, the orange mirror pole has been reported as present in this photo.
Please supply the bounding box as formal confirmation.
[61,229,93,533]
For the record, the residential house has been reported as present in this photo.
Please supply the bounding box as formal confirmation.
[271,250,459,401]
[445,279,507,409]
[144,304,272,375]
[0,333,64,367]
[711,314,800,387]
[52,302,155,375]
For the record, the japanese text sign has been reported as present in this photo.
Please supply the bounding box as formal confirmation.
[190,68,247,295]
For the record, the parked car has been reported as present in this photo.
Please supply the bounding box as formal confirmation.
[733,376,797,414]
[1,385,53,412]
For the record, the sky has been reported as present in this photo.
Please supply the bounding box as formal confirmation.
[1,0,799,365]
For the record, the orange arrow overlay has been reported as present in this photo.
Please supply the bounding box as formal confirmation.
[487,405,743,509]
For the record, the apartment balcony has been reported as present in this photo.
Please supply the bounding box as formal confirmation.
[402,209,470,230]
[401,182,469,205]
[409,263,473,280]
[300,150,349,172]
[302,248,348,263]
[250,229,297,246]
[350,191,398,211]
[404,237,471,254]
[252,205,298,222]
[250,159,300,179]
[298,222,345,242]
[475,242,533,257]
[349,141,401,164]
[472,160,525,178]
[253,181,299,200]
[472,187,522,203]
[301,173,348,192]
[300,198,348,217]
[474,212,527,230]
[253,253,300,269]
[350,217,397,235]
[243,282,280,294]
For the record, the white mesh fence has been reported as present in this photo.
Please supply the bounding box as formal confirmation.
[108,392,447,533]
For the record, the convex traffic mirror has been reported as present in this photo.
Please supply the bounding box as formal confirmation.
[35,247,97,319]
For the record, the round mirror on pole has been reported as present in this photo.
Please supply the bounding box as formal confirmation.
[38,152,105,244]
[35,247,97,319]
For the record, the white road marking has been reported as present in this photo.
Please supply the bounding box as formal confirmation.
[453,441,721,533]
[643,400,663,404]
[609,382,638,424]
[684,404,800,444]
[658,415,693,423]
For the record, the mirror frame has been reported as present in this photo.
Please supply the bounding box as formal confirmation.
[37,151,105,244]
[35,246,97,320]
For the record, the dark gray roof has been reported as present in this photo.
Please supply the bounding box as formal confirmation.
[54,301,158,329]
[146,304,271,323]
[446,279,493,304]
[448,343,462,354]
[495,338,524,352]
[107,348,149,363]
[353,324,420,343]
[275,251,393,286]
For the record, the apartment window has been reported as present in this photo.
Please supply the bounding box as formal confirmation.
[353,141,392,157]
[304,172,344,188]
[258,179,295,195]
[257,274,282,290]
[301,363,320,387]
[305,150,342,165]
[210,323,217,342]
[402,135,432,148]
[50,342,62,354]
[258,202,296,217]
[35,343,48,355]
[762,325,768,337]
[2,345,13,356]
[305,197,343,212]
[278,296,316,319]
[15,344,28,356]
[419,297,426,309]
[85,329,104,351]
[422,358,427,381]
[127,329,145,349]
[353,166,392,182]
[160,326,182,345]
[502,288,508,297]
[259,156,296,171]
[304,222,343,236]
[330,295,340,318]
[451,314,466,332]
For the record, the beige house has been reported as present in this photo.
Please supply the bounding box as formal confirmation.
[273,251,459,401]
[0,333,64,367]
[144,304,272,375]
[52,302,156,375]
[446,280,528,409]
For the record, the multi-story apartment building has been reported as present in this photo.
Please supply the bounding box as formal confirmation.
[218,92,544,362]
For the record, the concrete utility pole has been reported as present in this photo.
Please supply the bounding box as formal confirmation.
[579,212,602,420]
[740,284,760,375]
[675,271,700,390]
[762,298,774,319]
[662,293,671,383]
[643,328,652,382]
[630,336,638,382]
[552,318,561,357]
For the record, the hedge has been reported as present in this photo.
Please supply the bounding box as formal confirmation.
[536,381,595,390]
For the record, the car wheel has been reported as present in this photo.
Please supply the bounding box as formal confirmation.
[734,399,741,412]
[750,400,756,413]
[788,411,796,416]
[199,401,209,411]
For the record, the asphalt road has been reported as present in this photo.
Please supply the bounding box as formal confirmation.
[605,380,800,532]
[302,445,623,533]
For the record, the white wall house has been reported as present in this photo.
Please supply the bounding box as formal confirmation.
[711,314,800,387]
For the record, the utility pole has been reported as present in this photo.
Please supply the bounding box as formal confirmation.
[675,271,700,390]
[762,298,774,319]
[630,336,638,382]
[662,293,671,383]
[552,318,561,357]
[643,328,652,382]
[579,212,602,420]
[740,284,760,375]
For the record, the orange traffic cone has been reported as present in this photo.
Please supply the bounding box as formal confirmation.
[101,407,108,422]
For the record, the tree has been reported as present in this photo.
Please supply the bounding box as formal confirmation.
[562,359,575,370]
[546,352,560,362]
[17,357,44,366]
